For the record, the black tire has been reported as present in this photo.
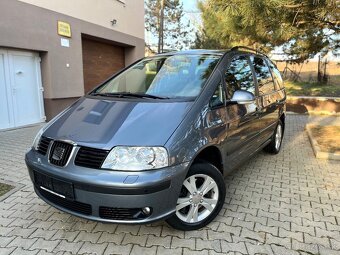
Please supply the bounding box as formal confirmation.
[166,162,226,231]
[264,120,284,154]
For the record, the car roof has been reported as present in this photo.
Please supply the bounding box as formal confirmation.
[153,47,270,59]
[156,49,228,56]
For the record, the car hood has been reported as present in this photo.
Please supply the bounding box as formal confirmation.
[43,97,193,150]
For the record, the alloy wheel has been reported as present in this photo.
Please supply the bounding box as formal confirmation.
[275,124,282,150]
[176,174,219,223]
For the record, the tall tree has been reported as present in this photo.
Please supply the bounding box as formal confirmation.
[145,0,192,53]
[195,0,339,62]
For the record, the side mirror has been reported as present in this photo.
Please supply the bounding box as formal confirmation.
[230,90,255,104]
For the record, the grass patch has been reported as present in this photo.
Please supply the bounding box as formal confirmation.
[309,125,340,154]
[0,182,14,197]
[284,80,340,97]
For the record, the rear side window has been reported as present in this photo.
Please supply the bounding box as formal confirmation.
[225,55,255,98]
[267,61,284,89]
[251,56,275,95]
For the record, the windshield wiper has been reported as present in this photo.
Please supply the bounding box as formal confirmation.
[90,92,169,99]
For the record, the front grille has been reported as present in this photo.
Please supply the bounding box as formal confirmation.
[37,186,92,215]
[49,141,74,167]
[99,207,149,220]
[37,136,52,155]
[75,147,109,169]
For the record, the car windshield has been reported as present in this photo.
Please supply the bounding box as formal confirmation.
[91,54,220,99]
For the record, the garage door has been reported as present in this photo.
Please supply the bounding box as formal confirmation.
[0,49,45,130]
[82,38,125,93]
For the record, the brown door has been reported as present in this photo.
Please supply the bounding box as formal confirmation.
[82,38,125,93]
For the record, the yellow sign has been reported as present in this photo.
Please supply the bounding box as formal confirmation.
[58,21,72,38]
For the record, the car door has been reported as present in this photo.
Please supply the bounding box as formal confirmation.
[222,54,262,169]
[250,56,278,142]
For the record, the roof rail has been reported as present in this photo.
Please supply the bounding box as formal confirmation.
[230,46,269,58]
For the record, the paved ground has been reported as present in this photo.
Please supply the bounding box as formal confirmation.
[0,114,339,255]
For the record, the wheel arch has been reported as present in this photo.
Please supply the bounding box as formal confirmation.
[190,145,224,175]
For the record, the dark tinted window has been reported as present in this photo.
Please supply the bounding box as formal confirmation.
[225,55,255,98]
[210,82,225,108]
[267,61,283,89]
[251,56,275,94]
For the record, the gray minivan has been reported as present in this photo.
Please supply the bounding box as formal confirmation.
[26,47,286,230]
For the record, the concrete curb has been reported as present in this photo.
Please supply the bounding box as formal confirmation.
[306,124,340,161]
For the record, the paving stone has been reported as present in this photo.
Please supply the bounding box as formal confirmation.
[221,240,247,254]
[291,223,315,236]
[74,231,101,243]
[10,247,39,255]
[0,236,15,247]
[270,244,299,255]
[196,238,221,253]
[245,242,273,255]
[130,245,157,255]
[104,243,133,255]
[240,228,265,244]
[207,230,232,242]
[254,223,278,236]
[304,233,331,249]
[1,115,340,255]
[7,236,37,250]
[217,224,242,236]
[183,248,209,255]
[0,247,16,255]
[51,230,80,242]
[139,225,162,237]
[97,232,124,244]
[30,238,60,252]
[156,246,182,255]
[292,239,319,254]
[78,242,108,255]
[330,238,340,250]
[265,233,291,249]
[279,227,303,242]
[91,224,120,237]
[146,234,171,248]
[184,229,208,240]
[7,227,36,238]
[53,240,83,254]
[30,228,57,240]
[115,224,140,235]
[319,246,340,255]
[171,236,195,249]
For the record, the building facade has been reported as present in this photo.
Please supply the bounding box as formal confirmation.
[0,0,145,130]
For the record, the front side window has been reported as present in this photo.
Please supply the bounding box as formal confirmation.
[251,56,275,94]
[267,60,284,89]
[92,54,220,99]
[225,55,255,99]
[210,82,225,108]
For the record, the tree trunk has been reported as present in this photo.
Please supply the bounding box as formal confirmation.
[158,0,164,53]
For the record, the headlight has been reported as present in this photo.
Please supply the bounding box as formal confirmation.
[102,146,168,171]
[32,127,44,150]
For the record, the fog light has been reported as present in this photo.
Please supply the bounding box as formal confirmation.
[142,207,151,215]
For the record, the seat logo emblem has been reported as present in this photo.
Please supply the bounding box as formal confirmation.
[52,147,65,161]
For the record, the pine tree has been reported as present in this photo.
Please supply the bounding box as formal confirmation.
[145,0,193,53]
[195,0,339,62]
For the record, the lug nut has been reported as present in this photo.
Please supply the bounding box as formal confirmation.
[200,199,203,203]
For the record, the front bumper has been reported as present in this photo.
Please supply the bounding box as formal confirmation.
[25,149,189,224]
